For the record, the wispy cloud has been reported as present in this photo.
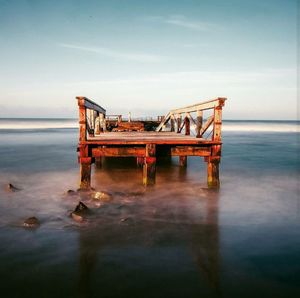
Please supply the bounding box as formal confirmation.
[165,15,217,31]
[145,15,219,32]
[59,43,163,62]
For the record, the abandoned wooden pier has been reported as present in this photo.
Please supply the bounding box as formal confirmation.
[77,96,226,189]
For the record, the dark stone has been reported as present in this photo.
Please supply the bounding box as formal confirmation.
[66,189,76,195]
[23,217,39,228]
[70,201,89,223]
[6,183,20,192]
[120,217,135,225]
[74,201,88,212]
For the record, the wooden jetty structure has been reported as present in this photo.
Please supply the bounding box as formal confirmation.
[77,96,227,189]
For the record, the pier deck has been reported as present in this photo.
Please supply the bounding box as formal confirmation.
[86,132,219,145]
[76,96,227,189]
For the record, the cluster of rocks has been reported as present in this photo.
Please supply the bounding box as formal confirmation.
[4,183,137,227]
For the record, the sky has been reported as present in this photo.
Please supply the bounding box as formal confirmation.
[0,0,298,119]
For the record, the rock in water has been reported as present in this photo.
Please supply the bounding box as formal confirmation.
[6,183,20,192]
[74,201,88,212]
[71,212,84,222]
[70,201,89,222]
[66,189,76,195]
[93,191,113,202]
[120,217,135,225]
[23,217,39,228]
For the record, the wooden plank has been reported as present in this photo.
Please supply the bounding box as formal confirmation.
[82,139,220,146]
[171,146,211,156]
[200,115,214,136]
[171,97,226,114]
[156,112,171,131]
[82,138,221,145]
[92,147,145,157]
[77,96,106,114]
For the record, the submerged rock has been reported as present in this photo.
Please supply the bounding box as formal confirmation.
[74,201,88,212]
[23,217,39,228]
[71,212,84,222]
[66,189,77,195]
[120,217,135,225]
[70,201,89,223]
[92,191,113,202]
[5,183,20,192]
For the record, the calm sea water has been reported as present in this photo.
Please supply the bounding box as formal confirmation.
[0,119,299,298]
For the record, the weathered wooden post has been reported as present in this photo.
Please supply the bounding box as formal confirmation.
[179,156,187,167]
[196,110,203,138]
[95,112,100,134]
[177,115,182,133]
[143,144,156,185]
[99,113,106,132]
[170,115,175,132]
[185,116,190,135]
[207,98,225,189]
[80,158,92,189]
[179,115,190,166]
[77,98,92,189]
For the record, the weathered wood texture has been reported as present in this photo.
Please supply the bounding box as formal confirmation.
[80,163,91,189]
[112,121,144,132]
[92,147,145,157]
[179,156,187,167]
[143,144,156,185]
[77,96,226,189]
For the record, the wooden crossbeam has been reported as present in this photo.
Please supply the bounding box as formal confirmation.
[171,97,226,114]
[200,116,214,136]
[92,147,145,157]
[171,146,211,156]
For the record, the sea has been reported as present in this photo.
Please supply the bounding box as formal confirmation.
[0,118,299,298]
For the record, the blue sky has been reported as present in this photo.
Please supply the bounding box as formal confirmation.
[0,0,298,119]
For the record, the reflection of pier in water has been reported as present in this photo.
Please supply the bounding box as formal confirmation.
[77,162,221,298]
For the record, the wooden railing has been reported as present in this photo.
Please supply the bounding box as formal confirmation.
[156,97,226,141]
[77,96,106,141]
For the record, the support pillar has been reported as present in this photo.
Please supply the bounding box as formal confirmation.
[137,156,144,167]
[170,117,175,132]
[179,156,187,167]
[177,116,182,133]
[185,117,190,135]
[207,160,220,189]
[143,144,156,185]
[196,110,203,138]
[80,159,92,189]
[95,157,102,168]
